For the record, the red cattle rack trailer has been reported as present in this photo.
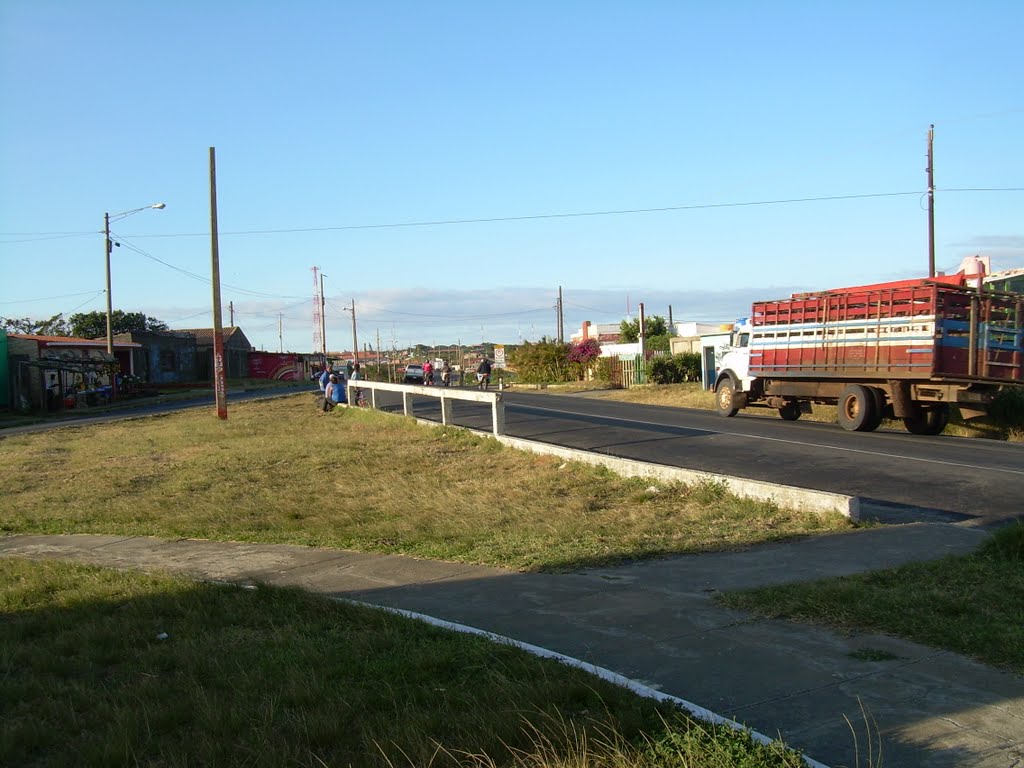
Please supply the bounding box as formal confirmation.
[714,274,1024,434]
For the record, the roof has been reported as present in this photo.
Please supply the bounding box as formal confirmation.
[175,326,251,348]
[7,333,141,349]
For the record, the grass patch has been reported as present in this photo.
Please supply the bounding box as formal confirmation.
[717,523,1024,673]
[0,558,806,768]
[0,394,849,572]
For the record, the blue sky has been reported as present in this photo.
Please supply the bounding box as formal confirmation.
[2,1,1021,353]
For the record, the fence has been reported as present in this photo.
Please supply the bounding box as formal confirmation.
[610,354,646,389]
[347,379,505,435]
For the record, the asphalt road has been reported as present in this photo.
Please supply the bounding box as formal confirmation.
[398,389,1024,526]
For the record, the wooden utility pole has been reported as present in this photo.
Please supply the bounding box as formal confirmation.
[557,285,564,343]
[668,305,674,331]
[229,301,234,326]
[209,147,227,420]
[927,124,936,277]
[638,302,646,361]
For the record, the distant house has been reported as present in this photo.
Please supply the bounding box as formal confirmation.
[176,326,253,380]
[113,330,198,384]
[571,321,622,344]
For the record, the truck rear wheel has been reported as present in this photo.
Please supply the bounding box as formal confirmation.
[715,378,739,417]
[903,404,950,436]
[778,401,801,421]
[863,387,886,432]
[838,384,878,432]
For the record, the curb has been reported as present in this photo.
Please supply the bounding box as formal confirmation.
[496,434,860,521]
[410,415,860,521]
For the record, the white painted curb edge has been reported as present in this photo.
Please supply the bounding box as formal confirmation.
[414,417,860,521]
[348,597,831,768]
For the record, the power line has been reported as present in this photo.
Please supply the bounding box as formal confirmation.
[0,289,105,305]
[3,187,1021,240]
[112,235,308,300]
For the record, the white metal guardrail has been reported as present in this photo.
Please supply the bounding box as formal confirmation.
[346,380,504,435]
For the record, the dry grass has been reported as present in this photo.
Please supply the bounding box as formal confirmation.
[0,394,849,572]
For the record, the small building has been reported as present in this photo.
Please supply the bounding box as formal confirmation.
[113,330,198,384]
[670,322,728,355]
[176,326,253,380]
[571,321,622,344]
[5,333,142,411]
[985,268,1024,294]
[0,330,9,409]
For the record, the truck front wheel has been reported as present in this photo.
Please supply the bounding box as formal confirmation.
[838,384,878,432]
[715,378,739,417]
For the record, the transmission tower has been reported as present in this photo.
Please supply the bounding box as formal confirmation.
[311,266,323,356]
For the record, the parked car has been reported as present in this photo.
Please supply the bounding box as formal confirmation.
[403,364,424,384]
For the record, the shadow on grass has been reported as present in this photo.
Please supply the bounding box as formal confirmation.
[1,557,807,768]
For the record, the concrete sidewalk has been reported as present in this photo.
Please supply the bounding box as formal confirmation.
[2,524,1022,768]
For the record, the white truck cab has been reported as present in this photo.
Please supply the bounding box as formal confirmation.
[717,319,753,387]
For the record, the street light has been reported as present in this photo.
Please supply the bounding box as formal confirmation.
[104,202,165,355]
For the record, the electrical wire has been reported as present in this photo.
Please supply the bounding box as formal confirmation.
[112,235,308,300]
[4,187,1021,240]
[0,289,106,305]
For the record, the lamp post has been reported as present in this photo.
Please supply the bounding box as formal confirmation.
[104,203,166,355]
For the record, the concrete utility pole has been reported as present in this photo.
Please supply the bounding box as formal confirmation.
[376,328,381,369]
[209,146,227,420]
[349,299,358,364]
[278,313,283,353]
[229,301,234,327]
[668,305,674,331]
[927,124,936,277]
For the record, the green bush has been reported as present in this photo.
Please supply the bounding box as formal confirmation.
[508,341,574,384]
[593,357,616,384]
[987,386,1024,428]
[646,353,702,384]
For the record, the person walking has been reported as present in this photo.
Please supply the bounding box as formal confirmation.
[476,358,492,390]
[348,362,363,404]
[440,361,451,387]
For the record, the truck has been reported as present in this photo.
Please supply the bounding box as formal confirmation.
[713,272,1024,435]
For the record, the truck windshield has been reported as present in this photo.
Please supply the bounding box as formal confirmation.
[736,333,749,348]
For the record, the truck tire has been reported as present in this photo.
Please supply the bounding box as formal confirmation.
[838,384,878,432]
[903,404,950,436]
[778,401,801,421]
[863,387,886,432]
[715,377,739,417]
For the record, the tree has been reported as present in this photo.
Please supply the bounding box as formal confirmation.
[0,314,69,336]
[619,315,669,343]
[68,311,168,338]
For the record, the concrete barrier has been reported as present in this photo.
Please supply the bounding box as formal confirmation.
[494,434,860,521]
[347,380,504,436]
